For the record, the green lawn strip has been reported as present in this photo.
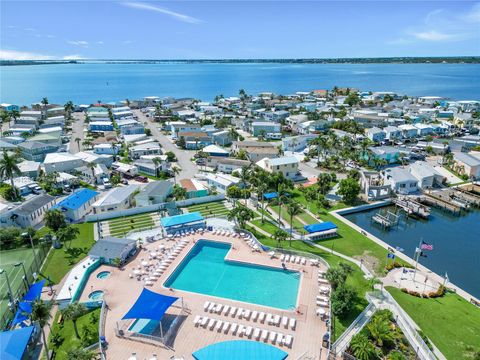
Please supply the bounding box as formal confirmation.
[49,308,100,360]
[109,224,155,236]
[387,287,480,360]
[255,206,276,221]
[297,211,318,225]
[41,223,95,284]
[107,214,154,225]
[108,219,154,230]
[246,225,370,342]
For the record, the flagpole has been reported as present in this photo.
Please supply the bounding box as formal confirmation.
[412,237,423,282]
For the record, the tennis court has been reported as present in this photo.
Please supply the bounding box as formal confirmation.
[0,246,47,326]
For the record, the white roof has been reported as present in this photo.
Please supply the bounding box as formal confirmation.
[267,156,299,166]
[92,184,140,207]
[202,144,229,154]
[204,173,240,187]
[38,126,63,134]
[44,152,80,164]
[124,134,147,143]
[18,160,41,173]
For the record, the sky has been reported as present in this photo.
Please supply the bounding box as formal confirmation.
[1,0,479,60]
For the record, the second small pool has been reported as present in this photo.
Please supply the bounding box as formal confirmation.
[89,290,104,301]
[96,271,111,279]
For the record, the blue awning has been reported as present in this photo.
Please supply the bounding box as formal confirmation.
[11,302,34,327]
[122,288,178,321]
[0,326,34,360]
[264,192,278,200]
[193,340,288,360]
[160,212,204,228]
[23,280,45,302]
[304,221,338,234]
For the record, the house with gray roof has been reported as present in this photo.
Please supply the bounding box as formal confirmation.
[19,141,59,161]
[92,185,140,213]
[4,194,57,228]
[453,152,480,180]
[382,167,419,194]
[134,180,173,206]
[88,237,137,263]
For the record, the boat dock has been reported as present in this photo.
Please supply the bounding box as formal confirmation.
[461,183,480,196]
[418,191,464,215]
[371,210,399,229]
[455,186,480,207]
[392,197,431,218]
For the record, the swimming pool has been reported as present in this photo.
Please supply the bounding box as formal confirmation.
[96,271,111,279]
[88,290,104,301]
[164,240,300,310]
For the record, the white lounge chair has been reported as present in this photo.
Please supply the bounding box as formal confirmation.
[284,334,293,348]
[222,321,230,333]
[251,311,259,322]
[285,255,290,262]
[193,315,202,326]
[208,319,216,330]
[301,257,307,265]
[269,331,277,344]
[261,329,269,341]
[203,301,210,311]
[259,312,266,323]
[280,254,285,261]
[200,317,209,327]
[208,303,216,312]
[223,305,230,315]
[289,318,296,330]
[274,314,281,326]
[281,316,288,328]
[237,308,244,319]
[253,328,261,340]
[245,326,253,338]
[277,332,284,346]
[229,307,237,317]
[238,325,245,336]
[215,320,223,332]
[243,309,251,320]
[266,313,273,324]
[231,323,238,335]
[215,304,223,314]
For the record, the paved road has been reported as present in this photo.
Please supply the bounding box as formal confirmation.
[134,110,199,179]
[69,112,85,154]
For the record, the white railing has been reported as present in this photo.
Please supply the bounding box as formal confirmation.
[367,291,438,360]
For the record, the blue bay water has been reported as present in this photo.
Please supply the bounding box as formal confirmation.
[164,240,300,310]
[1,63,479,105]
[343,207,480,298]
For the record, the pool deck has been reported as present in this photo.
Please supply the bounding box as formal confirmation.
[79,232,330,360]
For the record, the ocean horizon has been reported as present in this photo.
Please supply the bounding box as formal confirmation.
[1,62,479,105]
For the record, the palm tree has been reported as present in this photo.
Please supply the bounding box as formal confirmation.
[41,97,49,118]
[367,316,394,348]
[228,126,238,142]
[57,225,80,248]
[44,209,66,232]
[0,150,21,200]
[273,228,288,248]
[286,201,302,245]
[276,183,289,227]
[348,333,377,360]
[64,101,74,120]
[61,302,87,339]
[0,111,10,137]
[74,137,81,151]
[87,162,96,184]
[30,299,52,359]
[152,157,162,178]
[171,165,180,184]
[227,205,254,229]
[238,165,251,205]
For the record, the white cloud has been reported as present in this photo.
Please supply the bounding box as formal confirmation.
[62,54,85,60]
[122,2,203,24]
[24,28,37,32]
[46,35,56,39]
[411,30,459,42]
[123,40,133,44]
[462,3,480,23]
[0,49,55,60]
[387,38,414,46]
[96,41,104,45]
[0,49,85,61]
[67,40,89,47]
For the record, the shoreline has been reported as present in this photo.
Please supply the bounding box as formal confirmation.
[331,206,480,304]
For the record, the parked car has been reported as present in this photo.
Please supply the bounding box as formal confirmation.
[135,176,148,183]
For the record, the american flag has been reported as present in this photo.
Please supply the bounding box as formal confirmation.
[421,241,433,251]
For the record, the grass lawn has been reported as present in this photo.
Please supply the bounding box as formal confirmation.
[49,308,100,360]
[297,211,318,225]
[246,224,371,341]
[290,188,406,274]
[185,201,230,217]
[107,213,155,236]
[41,223,95,284]
[387,287,480,360]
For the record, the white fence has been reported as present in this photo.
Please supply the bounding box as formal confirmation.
[85,194,225,222]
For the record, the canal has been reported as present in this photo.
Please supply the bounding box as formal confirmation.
[343,205,480,298]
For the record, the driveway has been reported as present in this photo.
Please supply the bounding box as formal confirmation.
[134,110,198,179]
[69,112,85,153]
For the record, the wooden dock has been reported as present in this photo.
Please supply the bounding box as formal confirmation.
[456,187,480,207]
[393,197,431,219]
[462,183,480,196]
[418,192,463,215]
